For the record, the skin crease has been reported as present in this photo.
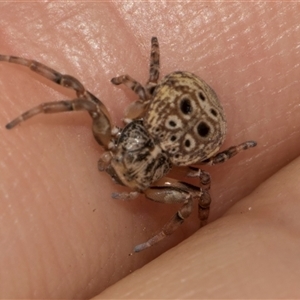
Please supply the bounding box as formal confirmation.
[0,2,300,299]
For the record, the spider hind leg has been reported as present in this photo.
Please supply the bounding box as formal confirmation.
[110,36,160,120]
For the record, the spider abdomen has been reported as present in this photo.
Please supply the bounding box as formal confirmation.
[144,71,227,166]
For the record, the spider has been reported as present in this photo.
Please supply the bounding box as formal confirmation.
[2,37,256,252]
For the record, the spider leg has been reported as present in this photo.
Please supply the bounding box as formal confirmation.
[111,74,150,120]
[186,168,211,227]
[110,37,160,120]
[201,141,257,165]
[0,55,86,97]
[111,74,147,100]
[6,95,112,149]
[111,191,140,200]
[134,177,201,252]
[110,36,160,98]
[1,55,114,149]
[5,99,96,129]
[147,36,160,84]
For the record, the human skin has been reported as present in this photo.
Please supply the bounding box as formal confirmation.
[0,2,299,299]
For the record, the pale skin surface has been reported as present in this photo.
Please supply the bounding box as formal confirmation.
[0,2,299,299]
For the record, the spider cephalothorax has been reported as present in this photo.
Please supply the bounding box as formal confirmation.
[2,37,256,252]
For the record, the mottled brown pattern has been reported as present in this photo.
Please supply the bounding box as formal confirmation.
[144,71,227,165]
[2,37,256,253]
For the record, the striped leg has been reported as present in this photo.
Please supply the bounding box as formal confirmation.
[0,55,86,96]
[134,177,201,252]
[147,36,160,84]
[201,141,257,165]
[187,168,211,227]
[110,37,160,120]
[1,55,113,149]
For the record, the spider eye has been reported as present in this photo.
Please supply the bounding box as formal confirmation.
[180,98,192,114]
[197,122,210,137]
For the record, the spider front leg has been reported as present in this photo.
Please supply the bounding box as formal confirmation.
[110,37,160,120]
[134,177,204,252]
[1,55,113,149]
[0,55,86,96]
